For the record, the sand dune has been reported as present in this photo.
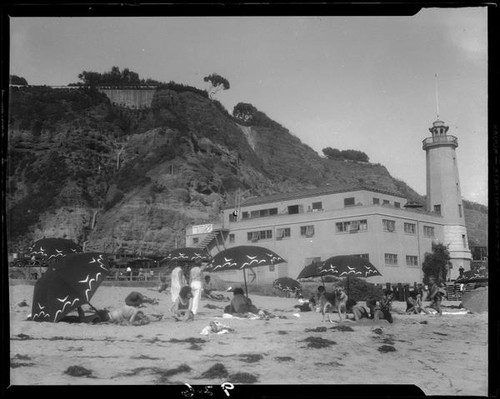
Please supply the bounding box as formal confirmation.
[9,283,488,395]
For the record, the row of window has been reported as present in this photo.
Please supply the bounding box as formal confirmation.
[234,196,405,221]
[234,221,435,242]
[385,254,419,267]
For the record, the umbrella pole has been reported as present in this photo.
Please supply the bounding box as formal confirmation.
[321,276,325,286]
[347,276,350,299]
[243,269,248,297]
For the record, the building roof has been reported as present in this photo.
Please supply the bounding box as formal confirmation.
[234,184,406,208]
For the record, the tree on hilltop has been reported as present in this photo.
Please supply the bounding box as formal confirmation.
[233,102,258,122]
[203,73,230,99]
[322,147,369,162]
[78,66,160,87]
[10,75,28,86]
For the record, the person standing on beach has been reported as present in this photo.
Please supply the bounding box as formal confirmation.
[428,276,445,316]
[189,261,207,316]
[170,263,187,303]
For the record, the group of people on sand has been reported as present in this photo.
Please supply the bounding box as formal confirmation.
[293,275,448,324]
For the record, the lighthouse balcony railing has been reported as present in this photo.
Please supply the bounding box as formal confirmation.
[422,135,458,149]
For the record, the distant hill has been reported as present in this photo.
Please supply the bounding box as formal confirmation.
[6,84,487,254]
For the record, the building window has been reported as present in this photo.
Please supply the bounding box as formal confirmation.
[247,230,272,242]
[382,219,396,232]
[276,227,291,240]
[373,198,380,205]
[269,264,275,272]
[312,201,323,211]
[336,219,367,233]
[383,200,390,206]
[269,208,278,216]
[193,237,199,245]
[404,223,416,234]
[344,197,355,207]
[250,210,260,218]
[423,226,435,238]
[394,202,401,208]
[242,212,249,219]
[288,205,299,214]
[458,204,462,217]
[434,204,441,215]
[300,225,315,237]
[406,255,418,266]
[229,213,237,222]
[229,234,235,243]
[385,253,398,265]
[462,234,467,248]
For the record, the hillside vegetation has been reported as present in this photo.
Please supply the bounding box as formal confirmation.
[7,80,487,255]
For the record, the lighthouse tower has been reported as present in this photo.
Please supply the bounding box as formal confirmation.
[423,119,472,279]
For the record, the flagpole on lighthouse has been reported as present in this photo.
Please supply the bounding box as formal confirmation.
[435,73,440,119]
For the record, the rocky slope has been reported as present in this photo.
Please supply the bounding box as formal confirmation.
[6,85,488,255]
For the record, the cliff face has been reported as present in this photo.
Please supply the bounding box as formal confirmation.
[6,86,487,255]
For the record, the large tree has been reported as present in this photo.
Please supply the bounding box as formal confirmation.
[10,75,28,86]
[233,102,258,122]
[203,73,230,99]
[422,243,451,284]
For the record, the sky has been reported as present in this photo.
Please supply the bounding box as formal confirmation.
[9,7,489,205]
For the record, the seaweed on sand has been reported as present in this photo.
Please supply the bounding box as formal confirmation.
[305,327,327,332]
[301,336,337,348]
[195,363,229,379]
[330,325,355,332]
[115,364,192,384]
[169,338,206,344]
[189,343,203,350]
[372,328,384,335]
[274,356,295,362]
[64,365,95,378]
[378,345,397,353]
[382,337,395,345]
[228,372,259,383]
[315,361,343,367]
[239,353,264,363]
[277,330,288,335]
[131,354,161,360]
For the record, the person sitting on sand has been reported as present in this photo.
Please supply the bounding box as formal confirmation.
[170,286,194,322]
[406,291,429,315]
[202,275,227,301]
[378,290,394,323]
[224,287,260,315]
[124,291,158,307]
[352,298,378,321]
[294,295,316,312]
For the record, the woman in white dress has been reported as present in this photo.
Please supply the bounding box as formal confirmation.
[189,262,207,315]
[170,264,187,303]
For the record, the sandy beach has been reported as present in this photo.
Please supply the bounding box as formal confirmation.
[8,282,488,395]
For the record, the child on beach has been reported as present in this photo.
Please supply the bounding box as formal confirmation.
[352,298,377,321]
[95,305,162,325]
[171,285,194,322]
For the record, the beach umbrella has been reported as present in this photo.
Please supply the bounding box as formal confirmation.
[298,255,381,297]
[28,252,110,322]
[164,247,211,263]
[461,287,488,313]
[455,269,488,285]
[205,246,286,296]
[29,238,82,264]
[321,255,382,297]
[297,261,326,280]
[273,277,302,296]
